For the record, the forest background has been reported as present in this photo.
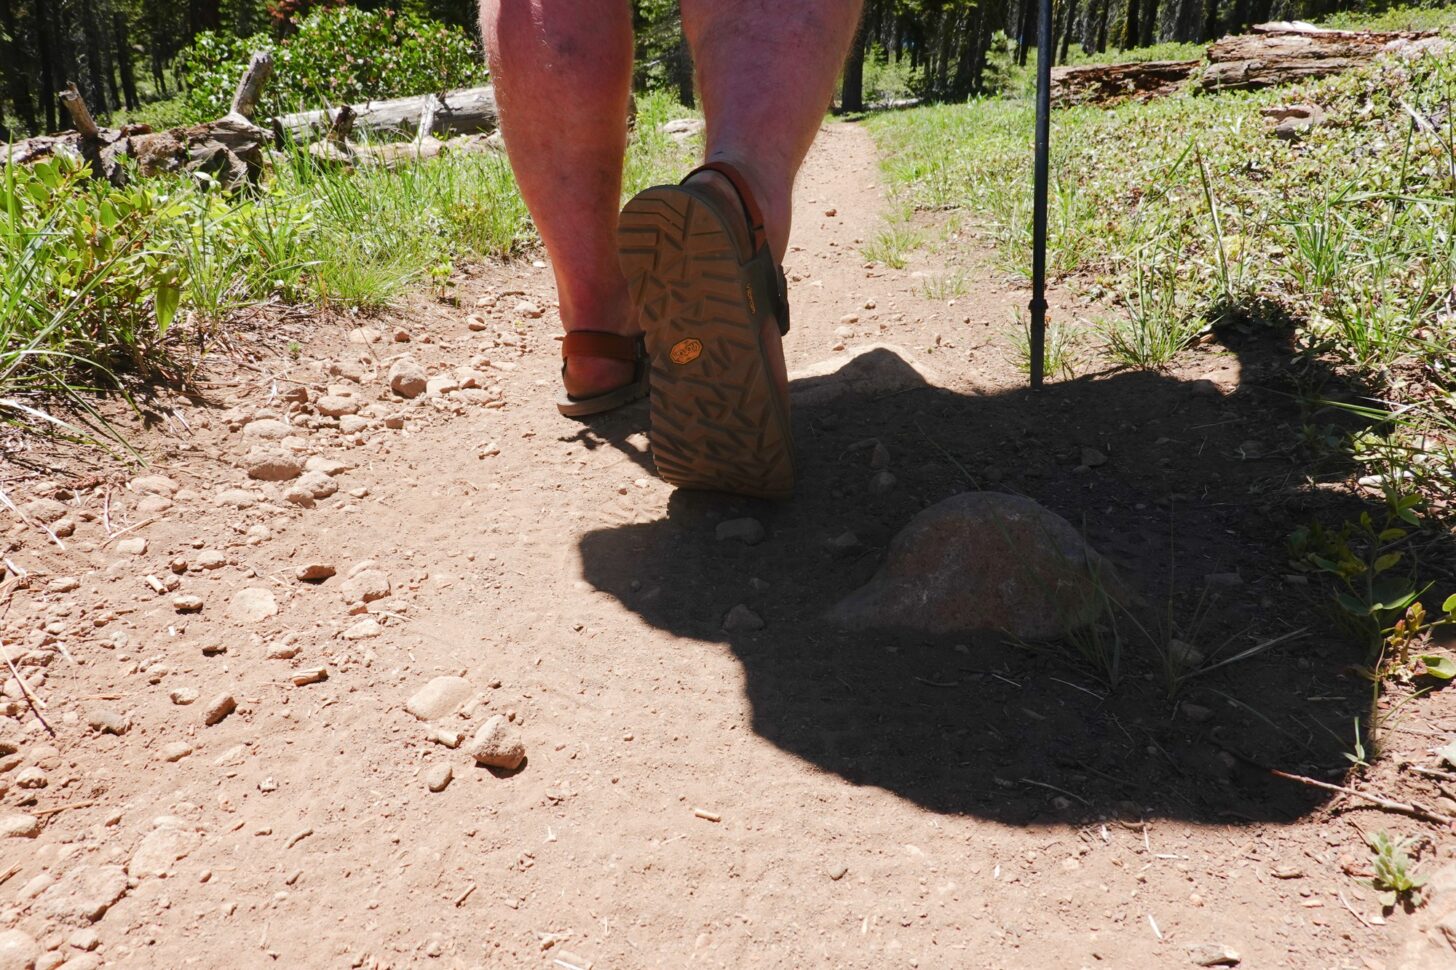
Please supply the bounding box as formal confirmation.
[3,0,1451,140]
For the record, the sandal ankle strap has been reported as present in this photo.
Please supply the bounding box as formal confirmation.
[561,330,641,361]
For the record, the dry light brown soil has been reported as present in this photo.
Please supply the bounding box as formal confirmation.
[2,123,1455,970]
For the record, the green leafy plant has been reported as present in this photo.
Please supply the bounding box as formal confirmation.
[1367,831,1428,909]
[176,7,487,122]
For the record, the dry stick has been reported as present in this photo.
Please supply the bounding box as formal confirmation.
[98,516,161,548]
[1019,777,1091,807]
[35,800,99,818]
[58,82,100,138]
[229,50,273,120]
[0,635,54,737]
[1269,768,1456,826]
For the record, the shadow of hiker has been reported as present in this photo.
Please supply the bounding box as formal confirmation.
[577,337,1432,824]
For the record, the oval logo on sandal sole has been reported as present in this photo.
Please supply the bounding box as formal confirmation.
[669,338,703,365]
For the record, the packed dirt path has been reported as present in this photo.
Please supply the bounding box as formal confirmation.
[2,122,1454,970]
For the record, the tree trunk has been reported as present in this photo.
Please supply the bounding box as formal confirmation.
[113,12,139,111]
[0,0,39,135]
[1121,0,1140,50]
[670,18,694,109]
[1094,0,1111,53]
[1058,0,1081,64]
[37,0,59,132]
[78,0,112,116]
[841,9,868,112]
[1139,0,1159,46]
[1016,0,1034,66]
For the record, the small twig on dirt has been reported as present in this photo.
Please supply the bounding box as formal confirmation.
[0,864,20,887]
[1404,764,1456,783]
[34,800,98,818]
[1019,778,1091,807]
[1269,768,1456,826]
[99,516,161,548]
[1147,913,1163,940]
[454,883,477,907]
[285,827,314,849]
[102,488,112,535]
[1337,890,1372,928]
[913,419,980,489]
[1049,676,1105,700]
[1,640,55,737]
[914,676,959,688]
[693,808,722,823]
[959,667,1022,689]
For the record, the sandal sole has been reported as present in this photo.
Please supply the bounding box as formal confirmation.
[617,186,794,500]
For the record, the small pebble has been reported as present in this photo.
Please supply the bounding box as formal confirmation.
[722,604,764,633]
[424,764,453,793]
[202,693,237,726]
[159,742,193,763]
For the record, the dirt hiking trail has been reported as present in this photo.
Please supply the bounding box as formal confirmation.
[1,123,1453,970]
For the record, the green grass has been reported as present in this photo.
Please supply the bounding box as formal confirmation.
[0,91,694,436]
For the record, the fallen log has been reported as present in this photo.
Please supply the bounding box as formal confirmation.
[1050,59,1201,107]
[275,85,499,143]
[304,93,499,170]
[1202,20,1443,92]
[5,52,274,190]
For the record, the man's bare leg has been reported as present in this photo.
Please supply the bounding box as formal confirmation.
[680,0,863,394]
[479,0,635,399]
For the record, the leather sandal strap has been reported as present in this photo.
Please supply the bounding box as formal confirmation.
[683,161,769,254]
[561,330,640,361]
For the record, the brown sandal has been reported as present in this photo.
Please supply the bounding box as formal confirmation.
[616,161,794,499]
[555,331,649,418]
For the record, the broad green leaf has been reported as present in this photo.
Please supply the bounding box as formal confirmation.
[1419,656,1456,681]
[154,285,181,335]
[1372,552,1403,574]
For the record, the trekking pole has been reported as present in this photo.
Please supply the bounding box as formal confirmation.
[1029,0,1053,389]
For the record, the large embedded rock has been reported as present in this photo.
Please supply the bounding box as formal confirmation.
[828,492,1123,640]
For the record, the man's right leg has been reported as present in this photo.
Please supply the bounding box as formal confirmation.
[478,0,635,399]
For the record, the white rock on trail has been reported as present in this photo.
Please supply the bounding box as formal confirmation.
[245,449,303,481]
[341,570,390,605]
[424,763,453,792]
[0,813,40,838]
[34,864,129,925]
[467,714,526,770]
[716,518,766,545]
[159,742,192,763]
[0,929,39,970]
[128,817,199,879]
[228,588,278,624]
[343,618,382,640]
[130,475,178,496]
[406,677,473,721]
[169,687,199,705]
[304,456,350,476]
[213,489,257,509]
[389,357,428,399]
[202,693,237,726]
[242,418,291,440]
[20,498,68,523]
[172,594,204,613]
[115,537,148,556]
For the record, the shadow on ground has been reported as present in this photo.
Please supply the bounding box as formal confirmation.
[575,334,1434,824]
